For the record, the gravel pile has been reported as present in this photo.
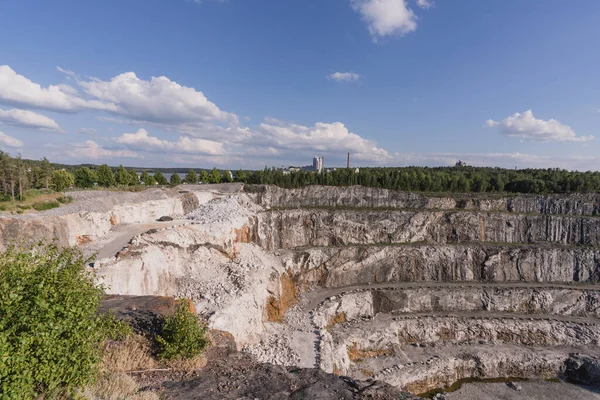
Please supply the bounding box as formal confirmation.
[242,333,302,367]
[184,196,261,234]
[174,245,264,313]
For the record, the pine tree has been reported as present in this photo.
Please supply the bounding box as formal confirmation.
[170,173,182,185]
[184,169,198,184]
[154,171,168,185]
[199,170,209,183]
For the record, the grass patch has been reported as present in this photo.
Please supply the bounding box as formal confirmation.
[101,334,157,373]
[79,372,159,400]
[32,200,60,211]
[0,189,65,213]
[57,195,73,204]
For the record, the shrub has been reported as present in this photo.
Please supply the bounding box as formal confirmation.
[57,195,73,204]
[50,169,75,192]
[0,245,130,398]
[16,204,31,210]
[155,300,208,360]
[32,201,60,211]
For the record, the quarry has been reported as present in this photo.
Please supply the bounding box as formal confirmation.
[2,183,600,398]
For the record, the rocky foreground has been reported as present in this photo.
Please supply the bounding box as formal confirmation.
[3,184,600,398]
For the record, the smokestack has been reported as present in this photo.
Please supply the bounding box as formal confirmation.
[347,153,350,169]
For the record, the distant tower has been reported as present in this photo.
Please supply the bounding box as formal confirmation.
[347,153,350,169]
[313,156,324,173]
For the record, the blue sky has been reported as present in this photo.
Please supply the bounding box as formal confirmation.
[0,0,599,170]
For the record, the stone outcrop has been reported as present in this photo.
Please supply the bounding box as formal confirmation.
[258,209,600,249]
[251,185,600,216]
[281,245,600,288]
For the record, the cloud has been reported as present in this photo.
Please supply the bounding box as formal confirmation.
[78,128,98,135]
[0,108,62,132]
[249,120,391,163]
[114,128,226,156]
[351,0,417,38]
[486,110,594,142]
[328,72,361,82]
[416,0,433,9]
[0,131,23,148]
[0,65,237,127]
[78,72,237,124]
[0,65,114,113]
[66,140,138,160]
[56,66,75,77]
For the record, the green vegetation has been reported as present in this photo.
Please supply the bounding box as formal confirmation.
[209,167,221,184]
[96,164,116,187]
[155,300,209,361]
[57,195,73,204]
[32,200,61,211]
[4,149,600,195]
[75,167,98,188]
[0,245,130,398]
[170,172,182,185]
[199,169,209,183]
[141,171,155,186]
[236,166,600,194]
[154,171,168,185]
[184,169,198,184]
[50,169,75,192]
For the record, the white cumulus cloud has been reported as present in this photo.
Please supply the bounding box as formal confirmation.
[0,108,62,132]
[0,65,114,113]
[0,131,23,148]
[115,128,226,156]
[0,65,237,126]
[66,140,139,160]
[251,120,391,163]
[351,0,417,39]
[328,72,361,82]
[78,72,237,124]
[486,110,594,142]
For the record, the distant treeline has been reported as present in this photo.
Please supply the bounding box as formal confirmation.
[2,151,600,195]
[240,166,600,194]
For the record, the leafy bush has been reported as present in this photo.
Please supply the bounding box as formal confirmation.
[32,200,60,211]
[155,300,208,360]
[0,245,130,398]
[57,195,73,204]
[16,204,31,210]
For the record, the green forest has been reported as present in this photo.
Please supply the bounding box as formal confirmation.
[3,150,600,198]
[241,166,600,194]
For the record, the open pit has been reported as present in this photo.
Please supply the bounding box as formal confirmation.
[4,184,600,397]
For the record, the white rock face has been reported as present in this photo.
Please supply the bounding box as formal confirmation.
[8,184,600,396]
[95,194,285,348]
